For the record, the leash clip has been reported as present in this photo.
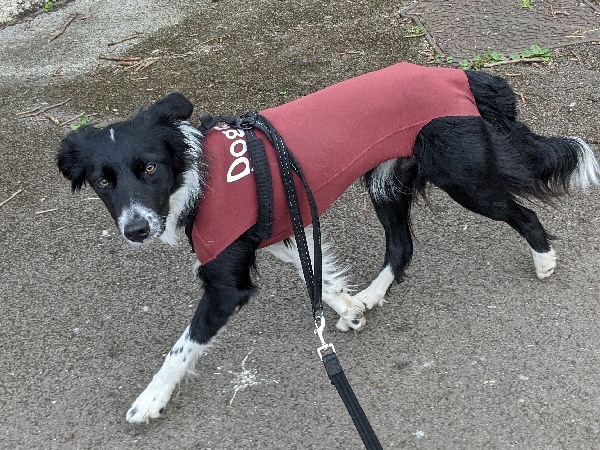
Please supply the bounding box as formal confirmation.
[314,314,336,360]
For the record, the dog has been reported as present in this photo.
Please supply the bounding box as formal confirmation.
[57,63,600,423]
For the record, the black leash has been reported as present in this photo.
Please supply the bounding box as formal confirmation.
[198,112,383,450]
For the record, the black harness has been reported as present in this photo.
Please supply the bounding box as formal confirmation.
[198,112,383,450]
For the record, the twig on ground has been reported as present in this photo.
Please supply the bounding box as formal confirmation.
[133,59,159,72]
[565,32,598,39]
[108,32,141,46]
[198,36,225,45]
[61,112,95,127]
[0,189,23,208]
[48,13,78,42]
[99,56,143,62]
[100,55,161,72]
[16,99,71,118]
[483,57,548,68]
[540,0,569,18]
[15,106,41,117]
[43,112,62,126]
[35,208,59,215]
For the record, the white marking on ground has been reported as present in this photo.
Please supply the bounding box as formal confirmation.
[226,348,278,406]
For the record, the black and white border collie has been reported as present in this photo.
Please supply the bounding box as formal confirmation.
[57,66,600,424]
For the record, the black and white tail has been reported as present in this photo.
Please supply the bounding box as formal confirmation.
[465,70,600,200]
[567,136,600,190]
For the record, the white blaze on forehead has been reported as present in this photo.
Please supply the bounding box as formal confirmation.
[109,128,116,142]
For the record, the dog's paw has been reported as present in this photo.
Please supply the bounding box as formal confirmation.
[125,379,174,424]
[531,248,557,280]
[335,293,367,332]
[354,289,386,311]
[336,315,366,332]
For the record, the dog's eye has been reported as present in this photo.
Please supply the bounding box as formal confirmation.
[97,178,109,188]
[145,163,157,174]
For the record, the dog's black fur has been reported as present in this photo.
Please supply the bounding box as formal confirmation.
[57,69,599,422]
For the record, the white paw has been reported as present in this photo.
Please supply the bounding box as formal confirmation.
[126,379,175,424]
[336,315,366,332]
[335,292,366,332]
[531,248,557,280]
[354,265,394,309]
[354,290,386,310]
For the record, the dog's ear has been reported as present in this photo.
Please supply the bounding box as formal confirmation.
[146,92,194,123]
[57,127,92,191]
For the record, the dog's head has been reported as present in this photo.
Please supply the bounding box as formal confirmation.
[57,92,203,245]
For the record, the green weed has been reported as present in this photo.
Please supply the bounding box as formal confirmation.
[519,0,534,8]
[70,114,89,131]
[458,45,552,69]
[406,25,425,37]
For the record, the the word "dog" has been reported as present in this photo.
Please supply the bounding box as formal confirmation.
[214,125,252,183]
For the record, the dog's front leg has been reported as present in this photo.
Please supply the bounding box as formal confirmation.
[126,324,203,423]
[126,238,257,424]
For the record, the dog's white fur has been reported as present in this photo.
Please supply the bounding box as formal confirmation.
[264,232,366,332]
[531,247,557,280]
[118,203,164,243]
[354,265,396,310]
[569,137,600,189]
[160,123,204,246]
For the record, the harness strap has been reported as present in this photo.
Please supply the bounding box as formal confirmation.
[244,128,274,242]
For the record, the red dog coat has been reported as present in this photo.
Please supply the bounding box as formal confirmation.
[191,63,480,264]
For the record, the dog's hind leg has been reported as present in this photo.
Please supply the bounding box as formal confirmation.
[356,159,418,309]
[415,117,564,279]
[419,155,556,279]
[443,187,555,279]
[126,237,257,423]
[264,233,366,332]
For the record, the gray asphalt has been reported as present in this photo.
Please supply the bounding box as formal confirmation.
[1,1,600,449]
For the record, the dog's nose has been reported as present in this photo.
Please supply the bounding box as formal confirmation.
[124,219,150,242]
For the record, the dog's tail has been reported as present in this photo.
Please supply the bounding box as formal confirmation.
[490,123,600,203]
[465,70,600,200]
